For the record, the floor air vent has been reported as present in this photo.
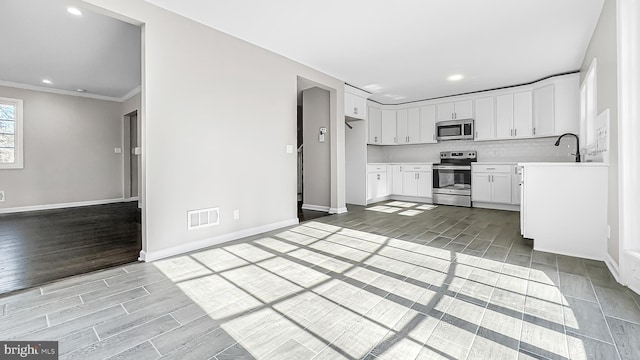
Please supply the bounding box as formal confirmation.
[188,207,219,230]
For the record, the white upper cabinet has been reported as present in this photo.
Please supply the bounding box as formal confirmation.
[406,107,420,144]
[436,100,473,121]
[496,94,514,139]
[474,97,495,141]
[533,85,554,137]
[513,91,532,138]
[394,107,422,145]
[344,84,368,120]
[368,106,382,144]
[419,105,437,143]
[381,109,397,145]
[496,91,532,139]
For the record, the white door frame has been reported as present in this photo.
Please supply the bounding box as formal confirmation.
[616,0,640,293]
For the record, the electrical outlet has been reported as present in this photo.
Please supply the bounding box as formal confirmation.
[233,210,240,220]
[0,190,4,202]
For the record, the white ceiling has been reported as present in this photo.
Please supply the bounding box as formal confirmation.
[0,0,141,100]
[146,0,604,104]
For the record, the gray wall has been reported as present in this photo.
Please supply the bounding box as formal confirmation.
[0,86,124,209]
[580,0,618,264]
[302,87,331,208]
[81,0,346,257]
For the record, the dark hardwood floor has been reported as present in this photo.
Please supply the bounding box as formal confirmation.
[0,202,141,295]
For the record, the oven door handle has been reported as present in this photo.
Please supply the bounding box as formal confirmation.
[433,165,471,170]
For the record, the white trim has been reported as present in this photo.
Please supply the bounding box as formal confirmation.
[329,207,348,214]
[606,252,621,283]
[138,218,299,262]
[124,197,139,201]
[472,202,520,212]
[366,195,391,205]
[120,86,141,102]
[616,0,640,286]
[301,204,330,212]
[0,80,141,103]
[0,198,134,214]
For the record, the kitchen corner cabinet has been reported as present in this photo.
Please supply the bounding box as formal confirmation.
[472,164,512,203]
[381,110,397,145]
[345,92,367,120]
[474,97,495,140]
[419,105,437,143]
[396,108,420,144]
[437,100,473,121]
[368,107,382,144]
[496,91,532,139]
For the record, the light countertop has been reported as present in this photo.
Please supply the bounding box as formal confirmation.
[518,162,608,167]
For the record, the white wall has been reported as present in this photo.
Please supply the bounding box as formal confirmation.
[302,87,330,209]
[0,85,123,209]
[368,137,576,163]
[80,0,346,259]
[345,120,367,205]
[580,0,618,264]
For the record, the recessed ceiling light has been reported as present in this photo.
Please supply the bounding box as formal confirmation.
[447,74,464,81]
[76,88,86,92]
[42,79,53,85]
[67,7,82,16]
[383,94,406,100]
[362,84,383,93]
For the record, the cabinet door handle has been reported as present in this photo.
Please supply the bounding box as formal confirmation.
[394,137,397,143]
[533,127,536,135]
[354,107,358,115]
[377,174,380,180]
[486,167,495,170]
[488,175,491,182]
[407,136,409,142]
[514,129,517,136]
[433,134,435,141]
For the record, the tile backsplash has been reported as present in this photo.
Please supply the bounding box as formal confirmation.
[368,136,577,163]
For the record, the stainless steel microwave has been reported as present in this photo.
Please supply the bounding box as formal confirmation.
[436,119,474,141]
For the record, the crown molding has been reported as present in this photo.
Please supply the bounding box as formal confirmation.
[0,80,141,103]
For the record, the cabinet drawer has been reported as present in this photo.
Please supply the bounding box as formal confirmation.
[401,164,432,172]
[472,164,512,173]
[368,165,387,173]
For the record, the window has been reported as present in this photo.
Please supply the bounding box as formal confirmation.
[0,97,24,169]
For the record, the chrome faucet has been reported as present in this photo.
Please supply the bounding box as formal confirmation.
[554,133,581,162]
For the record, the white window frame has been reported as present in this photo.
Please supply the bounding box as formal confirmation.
[0,96,24,169]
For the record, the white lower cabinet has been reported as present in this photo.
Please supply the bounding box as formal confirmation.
[472,164,513,204]
[367,165,389,201]
[396,164,432,197]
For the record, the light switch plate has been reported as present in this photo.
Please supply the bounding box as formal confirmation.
[114,147,122,154]
[286,145,294,153]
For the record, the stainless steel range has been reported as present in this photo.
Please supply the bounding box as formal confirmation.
[432,151,477,207]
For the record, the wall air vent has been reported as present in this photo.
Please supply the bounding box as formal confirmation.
[187,207,219,230]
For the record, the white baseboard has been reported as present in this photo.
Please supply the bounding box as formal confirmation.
[472,202,520,212]
[366,195,391,205]
[301,204,330,212]
[0,198,133,214]
[389,195,432,203]
[329,207,348,214]
[124,197,139,201]
[606,252,621,283]
[139,218,299,262]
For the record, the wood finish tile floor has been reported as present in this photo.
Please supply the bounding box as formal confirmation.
[1,202,639,359]
[0,202,141,294]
